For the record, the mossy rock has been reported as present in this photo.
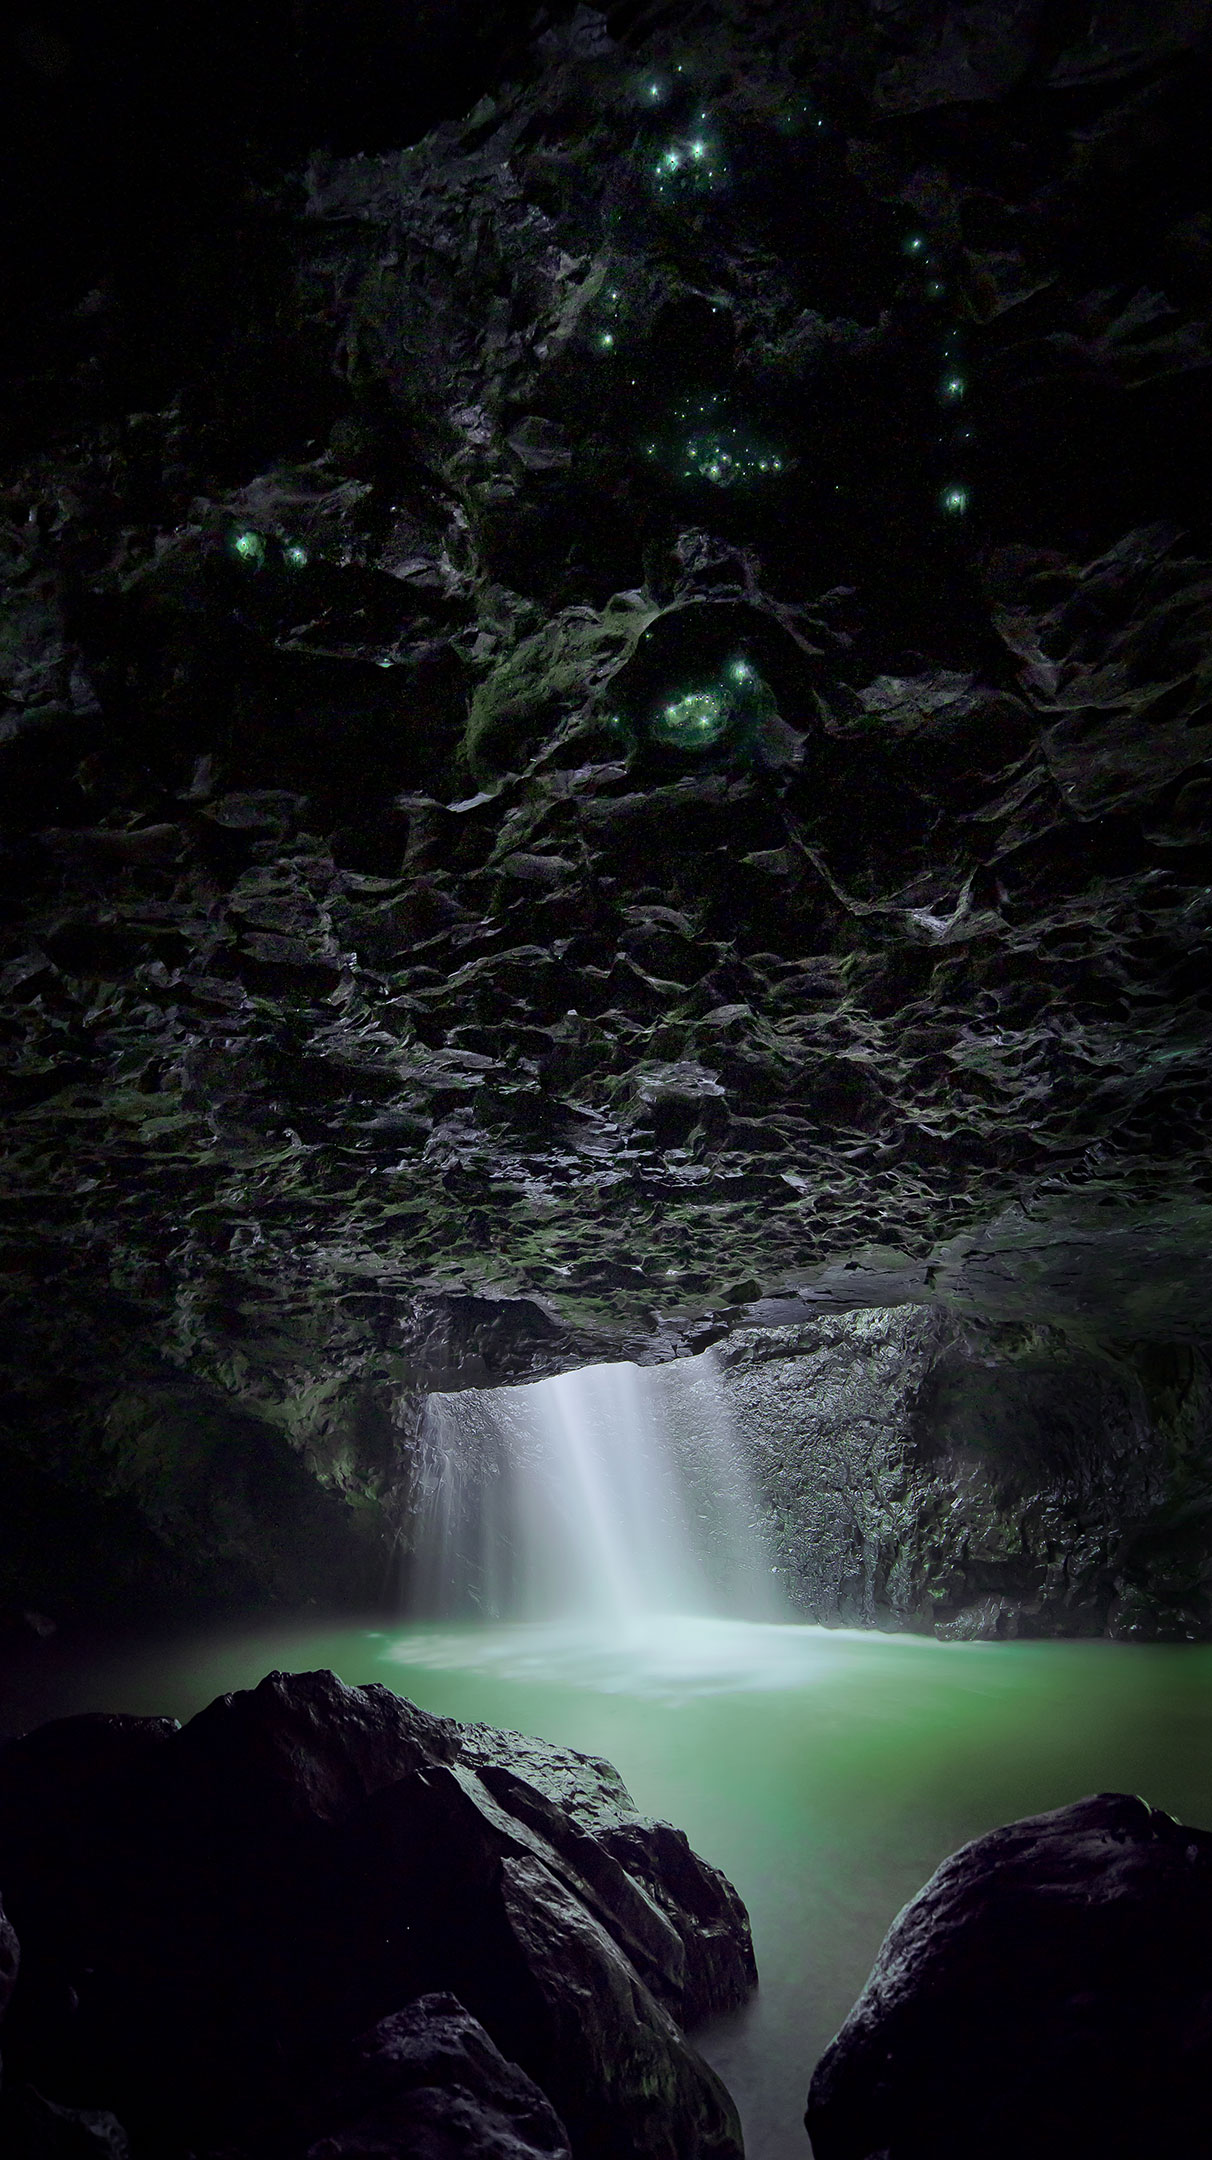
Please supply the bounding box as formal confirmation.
[464,592,657,778]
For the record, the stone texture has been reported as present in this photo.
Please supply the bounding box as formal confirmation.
[0,1670,751,2159]
[710,1313,1212,1638]
[806,1791,1212,2160]
[2,0,1211,1622]
[306,1994,571,2160]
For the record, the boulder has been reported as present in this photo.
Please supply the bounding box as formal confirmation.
[0,1672,752,2159]
[306,1993,571,2159]
[0,1714,179,2107]
[806,1791,1212,2160]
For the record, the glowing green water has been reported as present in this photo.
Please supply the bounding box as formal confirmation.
[12,1617,1212,2159]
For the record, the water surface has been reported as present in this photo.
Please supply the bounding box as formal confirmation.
[6,1614,1212,2160]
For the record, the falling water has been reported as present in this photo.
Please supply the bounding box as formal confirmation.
[408,1349,781,1627]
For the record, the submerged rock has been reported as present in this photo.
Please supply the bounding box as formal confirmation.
[806,1791,1212,2160]
[0,1669,751,2160]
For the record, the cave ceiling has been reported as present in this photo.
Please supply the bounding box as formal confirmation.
[2,0,1212,1427]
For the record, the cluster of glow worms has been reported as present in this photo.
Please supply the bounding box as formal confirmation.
[632,72,973,524]
[228,529,310,568]
[243,74,975,557]
[642,396,785,490]
[639,66,726,195]
[683,437,783,483]
[603,656,766,754]
[652,688,728,747]
[650,125,724,193]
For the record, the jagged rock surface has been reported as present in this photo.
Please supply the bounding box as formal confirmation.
[305,1994,572,2160]
[806,1791,1212,2160]
[710,1312,1212,1638]
[0,1668,752,2160]
[2,0,1211,1617]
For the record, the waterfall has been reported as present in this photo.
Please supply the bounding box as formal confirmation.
[409,1349,780,1627]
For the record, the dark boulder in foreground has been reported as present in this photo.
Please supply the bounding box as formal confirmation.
[0,1670,752,2160]
[807,1792,1212,2160]
[307,1994,571,2160]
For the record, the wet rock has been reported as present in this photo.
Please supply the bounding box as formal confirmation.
[711,1311,1212,1636]
[932,1592,1020,1641]
[307,1994,571,2160]
[163,1664,463,1829]
[0,1672,751,2159]
[459,1750,756,2025]
[3,0,1212,1622]
[806,1792,1212,2160]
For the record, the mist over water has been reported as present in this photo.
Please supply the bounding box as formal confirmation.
[410,1351,782,1628]
[21,1616,1212,2160]
[21,1361,1212,2159]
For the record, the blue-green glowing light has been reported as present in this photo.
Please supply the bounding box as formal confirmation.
[652,690,728,749]
[903,234,927,257]
[940,484,970,516]
[678,426,783,486]
[940,375,966,402]
[650,127,724,194]
[729,659,752,682]
[655,403,785,488]
[284,541,309,568]
[599,332,615,349]
[230,529,266,567]
[926,278,947,300]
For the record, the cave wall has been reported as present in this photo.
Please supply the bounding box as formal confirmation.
[3,0,1212,1631]
[0,1335,395,1627]
[715,1313,1212,1640]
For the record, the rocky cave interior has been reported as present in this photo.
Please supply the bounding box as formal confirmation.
[2,1,1212,2156]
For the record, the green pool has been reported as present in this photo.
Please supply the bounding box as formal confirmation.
[6,1614,1212,2158]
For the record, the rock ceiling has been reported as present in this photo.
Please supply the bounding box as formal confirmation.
[2,0,1211,1498]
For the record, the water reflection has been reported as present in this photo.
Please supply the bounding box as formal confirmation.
[7,1617,1212,2160]
[377,1613,953,1700]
